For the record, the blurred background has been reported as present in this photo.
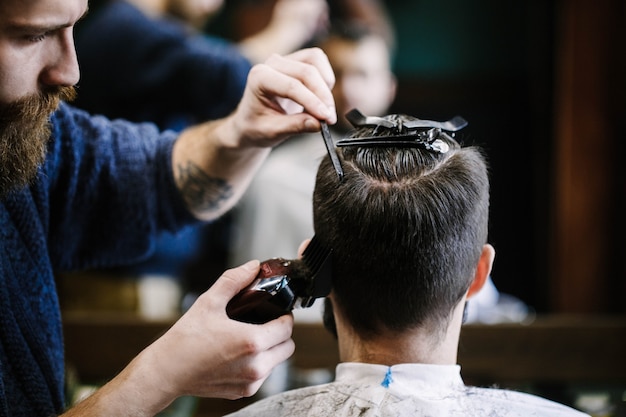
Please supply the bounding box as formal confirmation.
[206,0,625,315]
[62,0,625,415]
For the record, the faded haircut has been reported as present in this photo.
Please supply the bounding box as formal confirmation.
[313,115,490,338]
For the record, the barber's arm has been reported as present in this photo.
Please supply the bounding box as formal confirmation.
[59,48,335,417]
[172,47,336,221]
[62,261,294,417]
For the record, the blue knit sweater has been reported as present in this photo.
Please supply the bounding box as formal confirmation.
[74,0,251,131]
[0,103,198,416]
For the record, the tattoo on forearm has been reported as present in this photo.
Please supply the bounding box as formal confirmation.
[176,161,233,212]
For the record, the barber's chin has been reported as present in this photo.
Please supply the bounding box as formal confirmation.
[0,158,41,197]
[0,150,47,198]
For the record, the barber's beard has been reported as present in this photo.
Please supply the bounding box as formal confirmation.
[0,86,76,198]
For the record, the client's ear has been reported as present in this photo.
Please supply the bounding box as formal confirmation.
[467,244,496,299]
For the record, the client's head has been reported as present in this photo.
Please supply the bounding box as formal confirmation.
[313,113,491,342]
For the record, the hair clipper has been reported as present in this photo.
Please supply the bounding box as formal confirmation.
[226,236,332,324]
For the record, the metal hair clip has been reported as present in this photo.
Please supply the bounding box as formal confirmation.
[319,110,468,182]
[336,109,468,154]
[345,109,468,132]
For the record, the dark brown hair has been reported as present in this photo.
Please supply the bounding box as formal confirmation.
[313,117,489,338]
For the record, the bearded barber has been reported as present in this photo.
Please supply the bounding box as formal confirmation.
[0,0,336,416]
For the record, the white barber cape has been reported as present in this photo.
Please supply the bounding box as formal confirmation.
[226,362,589,417]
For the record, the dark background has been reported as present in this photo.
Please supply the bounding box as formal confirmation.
[208,0,625,314]
[384,1,555,311]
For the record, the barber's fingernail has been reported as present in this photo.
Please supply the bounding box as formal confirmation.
[318,105,333,121]
[305,118,318,131]
[327,106,337,124]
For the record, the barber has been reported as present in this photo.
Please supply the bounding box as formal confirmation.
[0,0,336,416]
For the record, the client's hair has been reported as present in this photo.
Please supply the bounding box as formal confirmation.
[313,114,490,339]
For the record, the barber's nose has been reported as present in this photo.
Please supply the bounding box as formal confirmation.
[40,30,80,88]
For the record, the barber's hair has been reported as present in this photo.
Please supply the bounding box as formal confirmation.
[313,115,490,338]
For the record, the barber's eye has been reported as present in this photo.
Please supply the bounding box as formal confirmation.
[26,32,48,43]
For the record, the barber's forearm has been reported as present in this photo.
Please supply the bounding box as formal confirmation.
[171,116,270,221]
[60,353,173,417]
[170,47,336,220]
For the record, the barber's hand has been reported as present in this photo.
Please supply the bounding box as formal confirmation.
[61,261,294,416]
[172,48,334,222]
[220,47,336,149]
[139,260,295,403]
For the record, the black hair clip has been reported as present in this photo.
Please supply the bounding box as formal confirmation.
[336,109,467,154]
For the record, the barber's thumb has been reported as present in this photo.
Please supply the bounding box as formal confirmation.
[216,260,261,299]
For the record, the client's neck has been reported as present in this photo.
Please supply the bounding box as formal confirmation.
[335,302,465,366]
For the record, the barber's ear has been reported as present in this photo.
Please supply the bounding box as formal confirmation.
[467,244,495,299]
[297,238,312,258]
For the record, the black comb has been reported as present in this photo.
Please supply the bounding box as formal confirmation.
[320,121,344,182]
[226,236,332,324]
